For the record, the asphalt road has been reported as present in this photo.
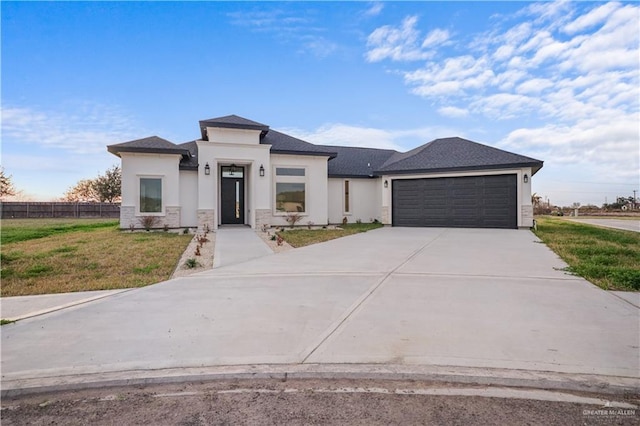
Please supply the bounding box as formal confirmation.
[2,379,638,426]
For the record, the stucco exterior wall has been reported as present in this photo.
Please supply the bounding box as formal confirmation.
[119,152,182,229]
[206,128,261,145]
[269,154,329,227]
[381,168,534,228]
[196,136,271,229]
[328,178,381,224]
[179,170,198,227]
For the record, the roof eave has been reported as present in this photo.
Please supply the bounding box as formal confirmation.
[270,149,337,160]
[376,162,544,176]
[328,173,378,179]
[107,146,191,158]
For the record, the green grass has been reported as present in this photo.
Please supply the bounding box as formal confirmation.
[1,218,118,244]
[278,222,384,248]
[1,219,192,296]
[1,319,16,326]
[534,217,640,291]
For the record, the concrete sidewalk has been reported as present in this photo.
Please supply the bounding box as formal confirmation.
[1,228,638,395]
[213,227,273,268]
[1,289,130,321]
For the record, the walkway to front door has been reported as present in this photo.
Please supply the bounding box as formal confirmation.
[213,227,273,268]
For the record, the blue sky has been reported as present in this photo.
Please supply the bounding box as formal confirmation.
[2,1,638,206]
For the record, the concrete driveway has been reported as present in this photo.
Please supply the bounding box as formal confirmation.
[2,227,638,394]
[568,218,640,233]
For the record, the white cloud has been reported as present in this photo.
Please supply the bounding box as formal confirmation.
[421,28,450,48]
[364,2,384,17]
[563,1,621,34]
[365,1,639,204]
[1,103,141,155]
[282,123,461,152]
[366,16,436,62]
[437,106,469,118]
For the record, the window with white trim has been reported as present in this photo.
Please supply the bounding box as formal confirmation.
[275,167,306,213]
[139,177,162,213]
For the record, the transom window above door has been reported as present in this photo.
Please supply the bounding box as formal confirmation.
[221,165,244,178]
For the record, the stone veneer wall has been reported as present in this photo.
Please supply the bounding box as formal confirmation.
[255,209,272,230]
[198,209,215,232]
[521,205,534,228]
[119,205,181,229]
[120,206,135,229]
[164,206,181,229]
[381,206,391,225]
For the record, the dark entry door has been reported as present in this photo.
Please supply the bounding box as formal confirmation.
[220,166,244,225]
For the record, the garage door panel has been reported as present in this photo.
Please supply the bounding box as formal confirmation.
[392,174,517,229]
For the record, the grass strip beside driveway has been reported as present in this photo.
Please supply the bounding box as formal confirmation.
[278,222,384,248]
[534,217,640,291]
[1,219,192,297]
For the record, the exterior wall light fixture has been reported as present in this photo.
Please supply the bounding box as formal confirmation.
[259,164,265,177]
[204,163,211,175]
[384,180,388,188]
[523,174,529,183]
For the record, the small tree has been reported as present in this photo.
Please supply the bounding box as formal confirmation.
[94,165,121,203]
[0,167,17,199]
[63,179,99,202]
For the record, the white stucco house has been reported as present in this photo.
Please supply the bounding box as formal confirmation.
[107,115,543,231]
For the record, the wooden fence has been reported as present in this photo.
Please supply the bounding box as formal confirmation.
[0,202,120,219]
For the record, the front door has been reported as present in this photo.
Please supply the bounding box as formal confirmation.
[220,166,245,225]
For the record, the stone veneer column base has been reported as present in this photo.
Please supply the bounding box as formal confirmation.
[198,209,215,232]
[521,205,534,228]
[381,206,391,225]
[120,206,135,229]
[255,209,272,230]
[165,206,181,229]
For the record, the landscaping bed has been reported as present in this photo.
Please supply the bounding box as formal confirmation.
[276,222,384,248]
[533,217,640,291]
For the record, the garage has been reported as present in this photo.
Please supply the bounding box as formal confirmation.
[392,174,518,229]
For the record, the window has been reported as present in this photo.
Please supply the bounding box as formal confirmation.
[140,178,162,213]
[276,167,305,177]
[344,180,350,214]
[274,167,306,213]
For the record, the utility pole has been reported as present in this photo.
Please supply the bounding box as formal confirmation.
[634,190,637,210]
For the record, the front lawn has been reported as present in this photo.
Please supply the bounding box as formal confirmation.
[278,222,384,248]
[533,217,640,291]
[1,219,192,297]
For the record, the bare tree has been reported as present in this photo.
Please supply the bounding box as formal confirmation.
[62,165,121,203]
[62,179,100,202]
[0,167,17,199]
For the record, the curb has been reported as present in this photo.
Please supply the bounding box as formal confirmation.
[3,364,639,398]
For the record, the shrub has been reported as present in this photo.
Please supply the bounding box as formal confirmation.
[285,213,303,228]
[139,216,159,231]
[183,228,189,235]
[185,258,199,269]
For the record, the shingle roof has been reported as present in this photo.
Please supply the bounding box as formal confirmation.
[261,129,337,159]
[318,145,397,177]
[107,136,190,157]
[376,137,543,175]
[177,141,199,170]
[199,115,270,139]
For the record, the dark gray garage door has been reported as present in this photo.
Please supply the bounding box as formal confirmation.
[392,174,517,229]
